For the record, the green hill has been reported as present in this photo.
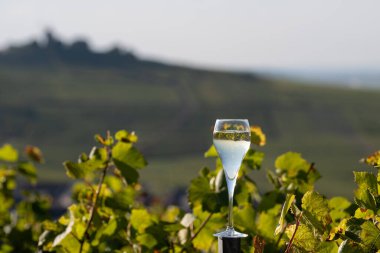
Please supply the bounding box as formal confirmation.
[0,33,379,198]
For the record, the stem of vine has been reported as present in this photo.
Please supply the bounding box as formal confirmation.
[79,131,111,253]
[284,212,303,253]
[180,213,213,252]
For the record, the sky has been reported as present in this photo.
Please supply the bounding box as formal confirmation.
[1,0,380,71]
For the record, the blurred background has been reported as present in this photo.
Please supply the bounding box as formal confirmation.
[0,0,379,202]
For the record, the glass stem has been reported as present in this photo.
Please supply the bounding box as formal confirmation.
[226,177,237,229]
[228,193,234,228]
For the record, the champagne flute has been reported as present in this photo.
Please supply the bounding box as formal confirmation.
[213,119,250,238]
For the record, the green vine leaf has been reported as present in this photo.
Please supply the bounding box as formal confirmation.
[275,193,295,235]
[354,172,377,195]
[328,197,351,223]
[192,205,224,251]
[0,144,18,162]
[113,160,139,184]
[119,147,147,169]
[0,128,378,252]
[115,130,138,143]
[256,204,281,241]
[104,188,135,211]
[92,217,118,246]
[188,176,210,206]
[275,152,309,177]
[250,126,266,146]
[130,209,154,233]
[285,224,318,252]
[136,233,157,249]
[204,145,218,158]
[354,188,377,211]
[360,220,380,250]
[112,141,147,185]
[243,149,264,170]
[316,241,339,252]
[233,203,256,234]
[301,191,332,229]
[188,174,227,212]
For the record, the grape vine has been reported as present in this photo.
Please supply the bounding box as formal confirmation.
[0,127,379,252]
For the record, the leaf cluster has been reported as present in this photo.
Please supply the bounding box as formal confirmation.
[0,127,379,253]
[0,144,50,253]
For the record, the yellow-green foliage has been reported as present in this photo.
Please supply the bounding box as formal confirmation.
[0,128,379,252]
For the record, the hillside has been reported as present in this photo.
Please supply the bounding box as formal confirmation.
[0,33,379,198]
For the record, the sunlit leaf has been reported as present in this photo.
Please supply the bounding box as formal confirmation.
[234,203,256,234]
[285,224,318,252]
[63,160,103,179]
[328,197,351,222]
[302,191,332,228]
[104,175,123,192]
[360,220,380,250]
[92,217,118,246]
[192,205,224,251]
[256,204,281,241]
[115,130,138,143]
[204,145,218,158]
[250,125,266,146]
[361,150,380,168]
[275,194,295,235]
[42,220,60,232]
[275,152,309,177]
[112,141,132,159]
[122,147,147,169]
[316,241,339,253]
[112,141,147,179]
[234,177,257,205]
[0,144,18,162]
[130,209,154,233]
[354,208,374,219]
[63,161,85,179]
[354,171,377,195]
[354,188,377,211]
[161,206,181,223]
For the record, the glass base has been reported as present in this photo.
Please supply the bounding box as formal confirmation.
[213,227,248,238]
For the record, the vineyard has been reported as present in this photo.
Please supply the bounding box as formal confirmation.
[0,127,379,252]
[1,37,380,199]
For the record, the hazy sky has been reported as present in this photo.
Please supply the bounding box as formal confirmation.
[1,0,380,70]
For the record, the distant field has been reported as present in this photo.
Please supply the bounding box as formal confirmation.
[0,65,379,198]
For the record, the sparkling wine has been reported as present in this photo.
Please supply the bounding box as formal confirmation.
[213,131,250,179]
